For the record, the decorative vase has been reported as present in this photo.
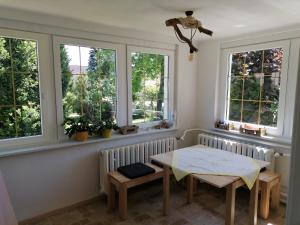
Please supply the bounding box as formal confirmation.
[75,131,88,141]
[102,129,112,138]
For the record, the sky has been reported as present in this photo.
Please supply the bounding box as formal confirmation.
[65,45,90,66]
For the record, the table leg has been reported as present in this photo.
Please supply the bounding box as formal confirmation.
[163,165,170,216]
[187,175,194,204]
[249,179,259,225]
[225,182,236,225]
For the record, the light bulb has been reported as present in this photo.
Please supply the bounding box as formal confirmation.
[188,52,194,62]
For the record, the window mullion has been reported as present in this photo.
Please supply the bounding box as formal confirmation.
[8,39,18,137]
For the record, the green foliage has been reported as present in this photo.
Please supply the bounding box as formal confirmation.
[94,117,118,133]
[228,48,283,127]
[131,53,166,123]
[85,48,116,123]
[0,37,41,139]
[60,45,72,97]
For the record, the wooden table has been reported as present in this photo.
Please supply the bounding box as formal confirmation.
[151,149,269,225]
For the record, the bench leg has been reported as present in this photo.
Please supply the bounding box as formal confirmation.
[187,175,193,204]
[119,184,127,220]
[271,178,281,210]
[107,181,115,212]
[260,182,270,219]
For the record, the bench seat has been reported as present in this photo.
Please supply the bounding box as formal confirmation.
[259,170,281,219]
[107,163,163,220]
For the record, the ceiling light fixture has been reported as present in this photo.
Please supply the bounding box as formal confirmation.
[166,11,213,62]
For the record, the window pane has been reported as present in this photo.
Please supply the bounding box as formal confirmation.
[0,73,13,105]
[11,39,38,73]
[227,47,284,127]
[262,77,280,101]
[260,102,278,127]
[263,48,283,74]
[231,53,244,76]
[229,77,243,99]
[60,45,117,122]
[131,52,168,124]
[243,76,261,100]
[0,38,11,72]
[228,100,241,121]
[15,72,40,105]
[242,101,259,124]
[16,105,41,137]
[0,107,16,139]
[246,50,262,74]
[0,37,41,140]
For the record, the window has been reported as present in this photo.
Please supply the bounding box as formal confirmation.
[59,44,117,121]
[128,47,173,125]
[227,48,283,127]
[0,36,42,139]
[219,41,290,136]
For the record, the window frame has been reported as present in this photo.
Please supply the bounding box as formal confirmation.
[218,40,290,137]
[53,36,126,141]
[0,28,56,150]
[127,46,175,128]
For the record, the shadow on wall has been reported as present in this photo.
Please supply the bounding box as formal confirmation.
[0,170,18,225]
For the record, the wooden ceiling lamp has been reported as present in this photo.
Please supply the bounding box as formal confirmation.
[166,11,213,61]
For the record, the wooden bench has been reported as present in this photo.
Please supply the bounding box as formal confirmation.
[107,163,163,220]
[259,170,281,219]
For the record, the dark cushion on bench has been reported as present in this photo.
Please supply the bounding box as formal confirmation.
[117,163,156,179]
[151,160,163,168]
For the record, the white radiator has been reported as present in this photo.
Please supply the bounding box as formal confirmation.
[197,133,275,171]
[99,137,177,194]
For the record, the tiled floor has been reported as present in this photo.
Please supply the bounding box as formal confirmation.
[29,180,285,225]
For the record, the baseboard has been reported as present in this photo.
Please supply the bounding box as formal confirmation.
[18,195,104,225]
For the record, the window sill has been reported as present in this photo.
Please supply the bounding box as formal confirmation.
[200,128,291,154]
[0,127,178,158]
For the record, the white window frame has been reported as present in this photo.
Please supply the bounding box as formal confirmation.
[0,28,56,150]
[53,36,126,141]
[218,40,290,137]
[127,46,175,129]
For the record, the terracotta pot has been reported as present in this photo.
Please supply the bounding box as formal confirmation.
[74,131,88,141]
[102,129,112,138]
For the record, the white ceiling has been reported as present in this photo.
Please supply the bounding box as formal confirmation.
[0,0,300,39]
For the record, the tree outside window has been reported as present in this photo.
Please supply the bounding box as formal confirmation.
[227,48,283,127]
[0,37,41,139]
[60,44,117,122]
[131,52,169,124]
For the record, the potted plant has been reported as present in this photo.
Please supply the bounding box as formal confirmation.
[93,117,118,138]
[102,117,118,138]
[62,115,92,141]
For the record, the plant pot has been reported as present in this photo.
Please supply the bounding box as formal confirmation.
[102,129,112,138]
[74,131,88,141]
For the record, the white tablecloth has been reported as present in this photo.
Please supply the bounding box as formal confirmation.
[172,145,260,189]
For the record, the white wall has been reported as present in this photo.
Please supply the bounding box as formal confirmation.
[0,13,199,222]
[197,41,220,131]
